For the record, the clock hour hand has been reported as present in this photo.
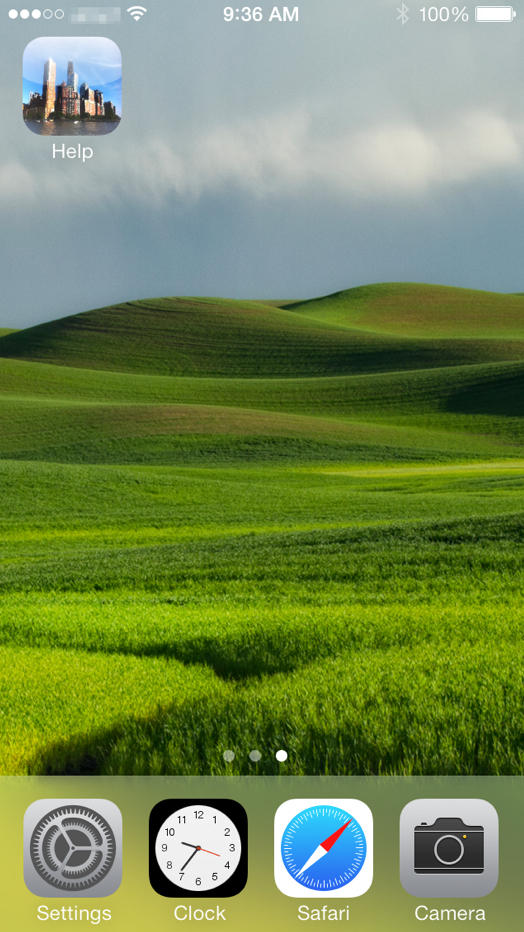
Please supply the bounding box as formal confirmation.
[179,842,220,871]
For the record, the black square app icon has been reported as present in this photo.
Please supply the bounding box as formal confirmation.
[149,799,248,898]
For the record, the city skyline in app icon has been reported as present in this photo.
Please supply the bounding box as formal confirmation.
[23,37,121,136]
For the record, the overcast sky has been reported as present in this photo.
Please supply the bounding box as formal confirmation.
[3,0,524,328]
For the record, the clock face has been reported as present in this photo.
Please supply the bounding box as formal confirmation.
[149,799,248,898]
[274,798,373,898]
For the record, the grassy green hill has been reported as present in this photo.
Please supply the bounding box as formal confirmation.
[1,287,524,377]
[1,283,524,776]
[1,359,524,465]
[287,282,524,339]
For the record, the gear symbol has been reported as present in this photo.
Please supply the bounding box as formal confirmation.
[30,805,116,891]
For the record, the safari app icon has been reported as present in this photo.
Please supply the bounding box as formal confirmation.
[274,799,373,898]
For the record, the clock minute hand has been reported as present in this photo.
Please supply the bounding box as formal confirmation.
[180,848,200,871]
[296,820,352,877]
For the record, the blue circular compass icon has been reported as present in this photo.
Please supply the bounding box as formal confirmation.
[281,805,367,891]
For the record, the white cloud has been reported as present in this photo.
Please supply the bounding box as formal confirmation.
[2,109,523,211]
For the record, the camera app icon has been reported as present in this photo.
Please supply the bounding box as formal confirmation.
[400,800,498,898]
[414,818,484,874]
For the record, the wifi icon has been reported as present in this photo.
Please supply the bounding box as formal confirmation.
[127,5,147,20]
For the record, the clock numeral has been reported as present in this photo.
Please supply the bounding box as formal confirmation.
[166,861,172,869]
[224,861,230,869]
[161,844,167,852]
[179,872,184,881]
[194,810,204,819]
[177,815,186,823]
[224,828,230,836]
[229,844,235,851]
[212,872,218,881]
[165,828,175,836]
[196,877,201,886]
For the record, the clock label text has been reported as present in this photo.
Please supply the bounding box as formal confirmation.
[174,906,226,921]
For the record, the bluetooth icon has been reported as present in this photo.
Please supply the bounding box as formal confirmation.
[397,3,409,24]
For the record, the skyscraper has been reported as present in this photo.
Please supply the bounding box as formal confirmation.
[79,82,95,116]
[67,60,78,94]
[56,80,80,116]
[94,89,104,116]
[42,58,56,119]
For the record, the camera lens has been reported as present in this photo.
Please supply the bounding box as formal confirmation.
[434,834,465,865]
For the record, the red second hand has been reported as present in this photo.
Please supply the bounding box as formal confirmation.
[197,846,221,857]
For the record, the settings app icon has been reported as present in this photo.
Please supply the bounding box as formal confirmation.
[24,799,122,898]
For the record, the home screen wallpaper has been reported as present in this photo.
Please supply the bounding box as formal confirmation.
[1,2,524,927]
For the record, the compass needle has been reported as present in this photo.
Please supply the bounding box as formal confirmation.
[297,821,352,876]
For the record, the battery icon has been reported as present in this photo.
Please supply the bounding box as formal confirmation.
[475,5,517,21]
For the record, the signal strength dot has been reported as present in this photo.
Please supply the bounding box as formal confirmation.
[127,5,146,19]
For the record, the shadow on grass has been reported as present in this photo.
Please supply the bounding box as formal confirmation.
[31,682,520,778]
[447,371,524,417]
[28,699,422,777]
[2,622,421,682]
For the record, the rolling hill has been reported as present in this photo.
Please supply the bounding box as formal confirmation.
[1,282,524,465]
[2,282,524,777]
[287,282,524,339]
[1,285,524,378]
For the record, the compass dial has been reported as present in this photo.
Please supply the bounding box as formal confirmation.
[275,799,373,898]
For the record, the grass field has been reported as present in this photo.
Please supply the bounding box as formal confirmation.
[1,282,524,775]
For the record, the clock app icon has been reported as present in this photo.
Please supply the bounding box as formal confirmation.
[149,799,248,898]
[274,799,373,898]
